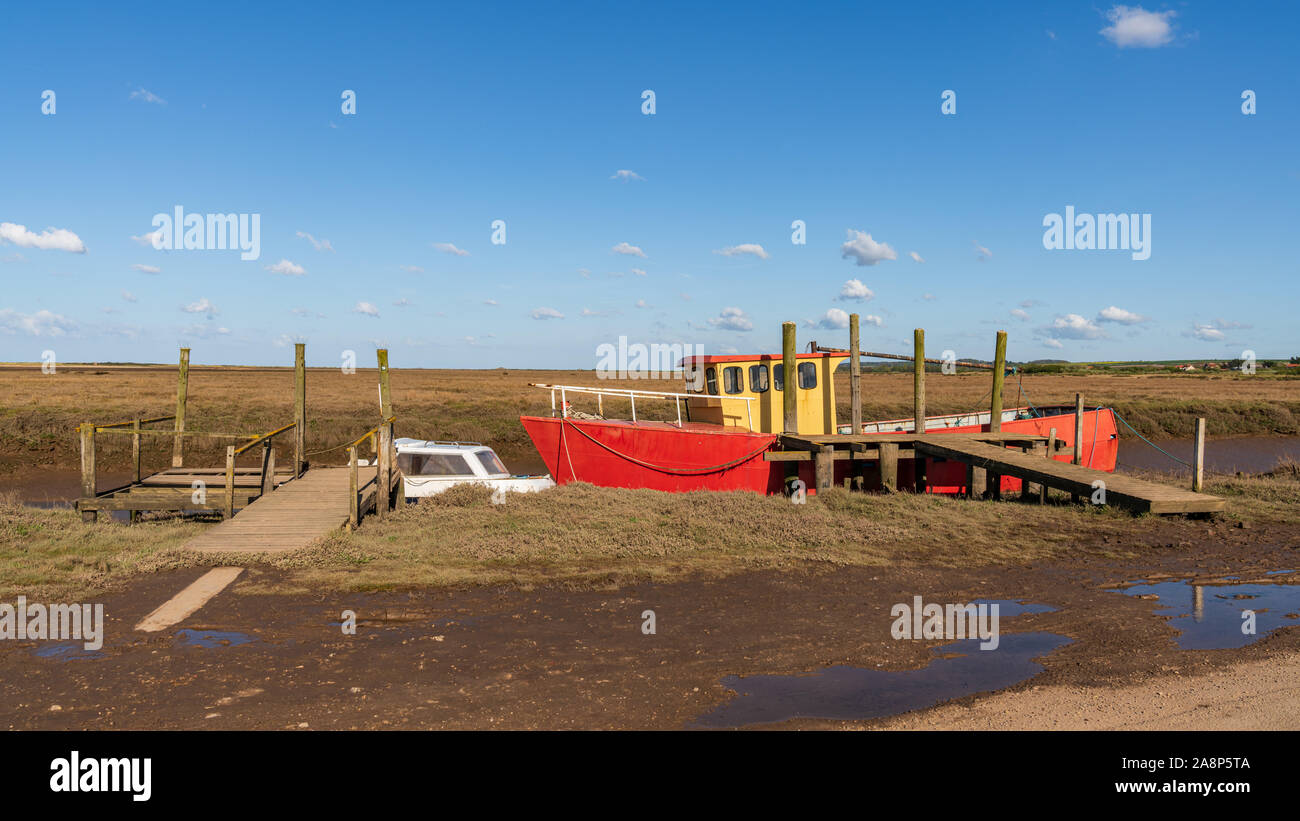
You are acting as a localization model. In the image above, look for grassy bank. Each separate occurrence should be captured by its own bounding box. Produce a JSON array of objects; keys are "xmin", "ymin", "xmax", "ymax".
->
[{"xmin": 5, "ymin": 465, "xmax": 1297, "ymax": 602}]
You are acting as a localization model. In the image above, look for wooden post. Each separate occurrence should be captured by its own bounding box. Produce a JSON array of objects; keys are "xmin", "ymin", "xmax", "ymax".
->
[
  {"xmin": 1192, "ymin": 417, "xmax": 1206, "ymax": 493},
  {"xmin": 377, "ymin": 348, "xmax": 392, "ymax": 419},
  {"xmin": 132, "ymin": 419, "xmax": 142, "ymax": 483},
  {"xmin": 849, "ymin": 314, "xmax": 862, "ymax": 434},
  {"xmin": 172, "ymin": 347, "xmax": 189, "ymax": 468},
  {"xmin": 814, "ymin": 447, "xmax": 834, "ymax": 494},
  {"xmin": 965, "ymin": 464, "xmax": 987, "ymax": 500},
  {"xmin": 782, "ymin": 322, "xmax": 797, "ymax": 434},
  {"xmin": 912, "ymin": 329, "xmax": 925, "ymax": 434},
  {"xmin": 261, "ymin": 442, "xmax": 275, "ymax": 497},
  {"xmin": 1072, "ymin": 394, "xmax": 1084, "ymax": 465},
  {"xmin": 879, "ymin": 442, "xmax": 898, "ymax": 492},
  {"xmin": 348, "ymin": 446, "xmax": 359, "ymax": 528},
  {"xmin": 79, "ymin": 423, "xmax": 96, "ymax": 523},
  {"xmin": 392, "ymin": 420, "xmax": 405, "ymax": 509},
  {"xmin": 1043, "ymin": 427, "xmax": 1057, "ymax": 504},
  {"xmin": 377, "ymin": 422, "xmax": 391, "ymax": 518},
  {"xmin": 294, "ymin": 343, "xmax": 307, "ymax": 477},
  {"xmin": 223, "ymin": 445, "xmax": 236, "ymax": 519},
  {"xmin": 988, "ymin": 331, "xmax": 1007, "ymax": 432}
]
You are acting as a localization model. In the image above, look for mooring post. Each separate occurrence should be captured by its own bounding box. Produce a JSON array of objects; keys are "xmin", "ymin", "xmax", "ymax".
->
[
  {"xmin": 260, "ymin": 442, "xmax": 275, "ymax": 497},
  {"xmin": 814, "ymin": 446, "xmax": 834, "ymax": 494},
  {"xmin": 989, "ymin": 331, "xmax": 1007, "ymax": 432},
  {"xmin": 1073, "ymin": 393, "xmax": 1084, "ymax": 465},
  {"xmin": 1043, "ymin": 427, "xmax": 1057, "ymax": 504},
  {"xmin": 223, "ymin": 445, "xmax": 236, "ymax": 519},
  {"xmin": 79, "ymin": 423, "xmax": 96, "ymax": 523},
  {"xmin": 913, "ymin": 329, "xmax": 927, "ymax": 492},
  {"xmin": 879, "ymin": 441, "xmax": 898, "ymax": 492},
  {"xmin": 377, "ymin": 422, "xmax": 391, "ymax": 518},
  {"xmin": 172, "ymin": 347, "xmax": 189, "ymax": 468},
  {"xmin": 294, "ymin": 343, "xmax": 307, "ymax": 478},
  {"xmin": 781, "ymin": 322, "xmax": 799, "ymax": 494},
  {"xmin": 348, "ymin": 446, "xmax": 359, "ymax": 528},
  {"xmin": 849, "ymin": 314, "xmax": 862, "ymax": 435},
  {"xmin": 1192, "ymin": 417, "xmax": 1206, "ymax": 492},
  {"xmin": 132, "ymin": 418, "xmax": 142, "ymax": 483},
  {"xmin": 377, "ymin": 348, "xmax": 392, "ymax": 419}
]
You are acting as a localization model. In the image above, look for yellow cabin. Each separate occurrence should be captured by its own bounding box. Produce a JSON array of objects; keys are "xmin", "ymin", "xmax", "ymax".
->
[{"xmin": 681, "ymin": 353, "xmax": 848, "ymax": 435}]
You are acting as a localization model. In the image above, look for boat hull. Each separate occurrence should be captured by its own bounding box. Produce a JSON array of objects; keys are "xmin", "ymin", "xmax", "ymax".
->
[{"xmin": 520, "ymin": 407, "xmax": 1118, "ymax": 496}]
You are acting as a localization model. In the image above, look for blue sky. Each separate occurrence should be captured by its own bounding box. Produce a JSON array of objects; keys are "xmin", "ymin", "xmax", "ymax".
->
[{"xmin": 2, "ymin": 1, "xmax": 1297, "ymax": 367}]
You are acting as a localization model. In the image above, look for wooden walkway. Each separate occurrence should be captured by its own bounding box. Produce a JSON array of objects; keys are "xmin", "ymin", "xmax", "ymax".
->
[
  {"xmin": 913, "ymin": 437, "xmax": 1225, "ymax": 515},
  {"xmin": 184, "ymin": 467, "xmax": 389, "ymax": 554}
]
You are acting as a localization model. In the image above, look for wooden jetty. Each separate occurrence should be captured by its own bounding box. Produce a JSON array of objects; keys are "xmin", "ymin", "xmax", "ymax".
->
[
  {"xmin": 76, "ymin": 345, "xmax": 406, "ymax": 553},
  {"xmin": 779, "ymin": 320, "xmax": 1226, "ymax": 516}
]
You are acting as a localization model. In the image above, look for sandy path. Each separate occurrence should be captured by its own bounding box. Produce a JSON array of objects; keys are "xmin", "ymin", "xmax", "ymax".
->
[{"xmin": 874, "ymin": 648, "xmax": 1300, "ymax": 730}]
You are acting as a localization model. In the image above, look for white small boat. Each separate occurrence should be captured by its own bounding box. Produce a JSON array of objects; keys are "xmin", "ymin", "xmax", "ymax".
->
[{"xmin": 394, "ymin": 438, "xmax": 555, "ymax": 500}]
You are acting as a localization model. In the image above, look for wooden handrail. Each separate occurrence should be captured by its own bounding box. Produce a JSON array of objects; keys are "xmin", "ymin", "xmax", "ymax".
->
[
  {"xmin": 234, "ymin": 421, "xmax": 296, "ymax": 455},
  {"xmin": 94, "ymin": 415, "xmax": 176, "ymax": 430}
]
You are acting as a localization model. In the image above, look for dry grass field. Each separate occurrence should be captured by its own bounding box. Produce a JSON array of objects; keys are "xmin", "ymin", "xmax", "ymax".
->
[{"xmin": 1, "ymin": 364, "xmax": 1297, "ymax": 475}]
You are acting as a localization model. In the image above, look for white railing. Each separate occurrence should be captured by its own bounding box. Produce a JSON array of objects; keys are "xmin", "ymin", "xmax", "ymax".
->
[{"xmin": 530, "ymin": 383, "xmax": 755, "ymax": 429}]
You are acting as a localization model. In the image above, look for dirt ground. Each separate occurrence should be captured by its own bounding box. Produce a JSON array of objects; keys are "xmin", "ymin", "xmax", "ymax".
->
[{"xmin": 3, "ymin": 513, "xmax": 1297, "ymax": 730}]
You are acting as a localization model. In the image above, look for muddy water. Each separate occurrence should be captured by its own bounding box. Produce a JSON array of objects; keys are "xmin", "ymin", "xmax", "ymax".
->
[
  {"xmin": 1110, "ymin": 575, "xmax": 1300, "ymax": 650},
  {"xmin": 694, "ymin": 631, "xmax": 1071, "ymax": 728},
  {"xmin": 1118, "ymin": 436, "xmax": 1300, "ymax": 475}
]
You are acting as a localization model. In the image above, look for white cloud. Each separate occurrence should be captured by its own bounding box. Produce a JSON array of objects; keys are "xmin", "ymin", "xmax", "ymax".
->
[
  {"xmin": 635, "ymin": 299, "xmax": 650, "ymax": 309},
  {"xmin": 714, "ymin": 243, "xmax": 770, "ymax": 260},
  {"xmin": 433, "ymin": 242, "xmax": 470, "ymax": 256},
  {"xmin": 353, "ymin": 301, "xmax": 380, "ymax": 317},
  {"xmin": 1011, "ymin": 308, "xmax": 1030, "ymax": 321},
  {"xmin": 840, "ymin": 230, "xmax": 897, "ymax": 266},
  {"xmin": 484, "ymin": 299, "xmax": 499, "ymax": 306},
  {"xmin": 266, "ymin": 259, "xmax": 306, "ymax": 276},
  {"xmin": 0, "ymin": 308, "xmax": 75, "ymax": 337},
  {"xmin": 1190, "ymin": 323, "xmax": 1225, "ymax": 341},
  {"xmin": 973, "ymin": 241, "xmax": 993, "ymax": 261},
  {"xmin": 182, "ymin": 298, "xmax": 218, "ymax": 317},
  {"xmin": 1046, "ymin": 313, "xmax": 1105, "ymax": 340},
  {"xmin": 1043, "ymin": 338, "xmax": 1064, "ymax": 349},
  {"xmin": 577, "ymin": 268, "xmax": 591, "ymax": 278},
  {"xmin": 580, "ymin": 308, "xmax": 610, "ymax": 317},
  {"xmin": 132, "ymin": 263, "xmax": 161, "ymax": 274},
  {"xmin": 129, "ymin": 87, "xmax": 166, "ymax": 105},
  {"xmin": 393, "ymin": 297, "xmax": 412, "ymax": 307},
  {"xmin": 612, "ymin": 241, "xmax": 646, "ymax": 258},
  {"xmin": 817, "ymin": 308, "xmax": 850, "ymax": 329},
  {"xmin": 296, "ymin": 231, "xmax": 334, "ymax": 252},
  {"xmin": 1097, "ymin": 305, "xmax": 1147, "ymax": 324},
  {"xmin": 610, "ymin": 169, "xmax": 645, "ymax": 182},
  {"xmin": 630, "ymin": 267, "xmax": 647, "ymax": 276},
  {"xmin": 708, "ymin": 306, "xmax": 753, "ymax": 332},
  {"xmin": 121, "ymin": 290, "xmax": 137, "ymax": 303},
  {"xmin": 922, "ymin": 293, "xmax": 936, "ymax": 302},
  {"xmin": 531, "ymin": 307, "xmax": 564, "ymax": 320},
  {"xmin": 131, "ymin": 229, "xmax": 163, "ymax": 247},
  {"xmin": 837, "ymin": 279, "xmax": 875, "ymax": 302},
  {"xmin": 908, "ymin": 251, "xmax": 925, "ymax": 263},
  {"xmin": 400, "ymin": 265, "xmax": 424, "ymax": 273},
  {"xmin": 0, "ymin": 222, "xmax": 87, "ymax": 253},
  {"xmin": 861, "ymin": 314, "xmax": 884, "ymax": 327},
  {"xmin": 1100, "ymin": 5, "xmax": 1177, "ymax": 48}
]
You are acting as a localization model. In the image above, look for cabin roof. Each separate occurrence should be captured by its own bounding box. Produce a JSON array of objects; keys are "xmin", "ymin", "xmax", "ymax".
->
[{"xmin": 680, "ymin": 352, "xmax": 845, "ymax": 365}]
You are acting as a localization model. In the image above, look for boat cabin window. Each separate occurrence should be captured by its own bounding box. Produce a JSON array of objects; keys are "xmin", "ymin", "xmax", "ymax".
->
[
  {"xmin": 398, "ymin": 452, "xmax": 474, "ymax": 477},
  {"xmin": 798, "ymin": 361, "xmax": 817, "ymax": 389},
  {"xmin": 748, "ymin": 364, "xmax": 769, "ymax": 393},
  {"xmin": 473, "ymin": 450, "xmax": 509, "ymax": 476},
  {"xmin": 722, "ymin": 366, "xmax": 743, "ymax": 394},
  {"xmin": 773, "ymin": 363, "xmax": 783, "ymax": 391},
  {"xmin": 705, "ymin": 367, "xmax": 718, "ymax": 395}
]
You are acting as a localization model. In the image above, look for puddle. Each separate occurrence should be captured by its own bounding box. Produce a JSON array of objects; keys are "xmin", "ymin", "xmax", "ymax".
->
[
  {"xmin": 1110, "ymin": 578, "xmax": 1300, "ymax": 650},
  {"xmin": 694, "ymin": 631, "xmax": 1071, "ymax": 728},
  {"xmin": 174, "ymin": 629, "xmax": 257, "ymax": 648},
  {"xmin": 968, "ymin": 599, "xmax": 1057, "ymax": 616},
  {"xmin": 32, "ymin": 641, "xmax": 105, "ymax": 661}
]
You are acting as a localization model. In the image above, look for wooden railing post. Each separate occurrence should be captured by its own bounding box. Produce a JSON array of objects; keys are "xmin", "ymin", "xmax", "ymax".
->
[
  {"xmin": 224, "ymin": 445, "xmax": 236, "ymax": 519},
  {"xmin": 1192, "ymin": 418, "xmax": 1206, "ymax": 493},
  {"xmin": 1043, "ymin": 427, "xmax": 1057, "ymax": 504},
  {"xmin": 879, "ymin": 442, "xmax": 898, "ymax": 493},
  {"xmin": 132, "ymin": 419, "xmax": 142, "ymax": 484},
  {"xmin": 294, "ymin": 343, "xmax": 307, "ymax": 477},
  {"xmin": 849, "ymin": 313, "xmax": 862, "ymax": 435},
  {"xmin": 79, "ymin": 423, "xmax": 96, "ymax": 523},
  {"xmin": 913, "ymin": 328, "xmax": 925, "ymax": 434},
  {"xmin": 988, "ymin": 331, "xmax": 1007, "ymax": 432},
  {"xmin": 261, "ymin": 442, "xmax": 275, "ymax": 497},
  {"xmin": 172, "ymin": 348, "xmax": 190, "ymax": 468},
  {"xmin": 377, "ymin": 423, "xmax": 391, "ymax": 518},
  {"xmin": 377, "ymin": 349, "xmax": 392, "ymax": 419},
  {"xmin": 781, "ymin": 322, "xmax": 797, "ymax": 434},
  {"xmin": 391, "ymin": 420, "xmax": 404, "ymax": 508},
  {"xmin": 348, "ymin": 446, "xmax": 359, "ymax": 528}
]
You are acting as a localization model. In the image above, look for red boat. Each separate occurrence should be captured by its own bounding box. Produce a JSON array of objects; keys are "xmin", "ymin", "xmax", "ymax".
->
[{"xmin": 521, "ymin": 352, "xmax": 1117, "ymax": 496}]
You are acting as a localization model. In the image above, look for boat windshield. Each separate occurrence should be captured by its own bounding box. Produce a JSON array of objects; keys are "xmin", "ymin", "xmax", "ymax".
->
[
  {"xmin": 473, "ymin": 449, "xmax": 509, "ymax": 476},
  {"xmin": 398, "ymin": 452, "xmax": 475, "ymax": 477}
]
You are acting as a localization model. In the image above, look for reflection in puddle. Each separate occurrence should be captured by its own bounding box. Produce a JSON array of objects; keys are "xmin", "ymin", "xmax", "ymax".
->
[
  {"xmin": 33, "ymin": 641, "xmax": 104, "ymax": 661},
  {"xmin": 694, "ymin": 631, "xmax": 1071, "ymax": 728},
  {"xmin": 174, "ymin": 629, "xmax": 256, "ymax": 648},
  {"xmin": 1110, "ymin": 579, "xmax": 1300, "ymax": 650}
]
